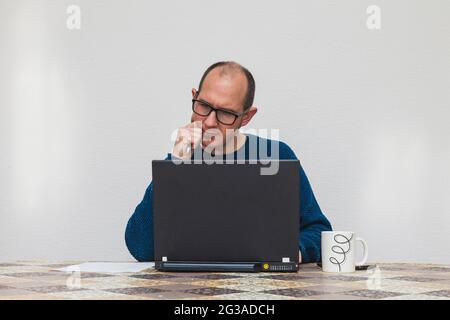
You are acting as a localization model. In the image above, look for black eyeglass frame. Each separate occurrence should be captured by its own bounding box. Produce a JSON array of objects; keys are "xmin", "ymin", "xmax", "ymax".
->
[{"xmin": 191, "ymin": 98, "xmax": 248, "ymax": 125}]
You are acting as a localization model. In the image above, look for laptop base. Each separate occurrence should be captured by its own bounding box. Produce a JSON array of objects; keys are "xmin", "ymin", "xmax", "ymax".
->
[{"xmin": 155, "ymin": 261, "xmax": 299, "ymax": 273}]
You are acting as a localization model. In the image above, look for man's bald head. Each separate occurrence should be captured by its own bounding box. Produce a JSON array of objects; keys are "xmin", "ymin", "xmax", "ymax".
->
[{"xmin": 197, "ymin": 61, "xmax": 255, "ymax": 111}]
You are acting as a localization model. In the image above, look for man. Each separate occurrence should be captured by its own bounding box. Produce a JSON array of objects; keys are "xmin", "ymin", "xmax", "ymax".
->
[{"xmin": 125, "ymin": 61, "xmax": 332, "ymax": 263}]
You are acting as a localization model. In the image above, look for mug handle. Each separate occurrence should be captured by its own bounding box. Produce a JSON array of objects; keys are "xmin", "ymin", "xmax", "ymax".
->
[{"xmin": 355, "ymin": 237, "xmax": 369, "ymax": 266}]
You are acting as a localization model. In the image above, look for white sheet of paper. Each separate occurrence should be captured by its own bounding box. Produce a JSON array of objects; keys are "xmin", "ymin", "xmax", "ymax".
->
[{"xmin": 56, "ymin": 262, "xmax": 155, "ymax": 273}]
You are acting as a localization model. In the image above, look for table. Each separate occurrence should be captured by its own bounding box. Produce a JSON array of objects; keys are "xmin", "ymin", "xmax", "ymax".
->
[{"xmin": 0, "ymin": 261, "xmax": 449, "ymax": 300}]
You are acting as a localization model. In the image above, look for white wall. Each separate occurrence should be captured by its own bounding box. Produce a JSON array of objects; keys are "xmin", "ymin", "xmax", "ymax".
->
[{"xmin": 1, "ymin": 0, "xmax": 449, "ymax": 263}]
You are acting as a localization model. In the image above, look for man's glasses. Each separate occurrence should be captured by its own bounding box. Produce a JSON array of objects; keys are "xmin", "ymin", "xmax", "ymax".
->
[{"xmin": 192, "ymin": 98, "xmax": 247, "ymax": 125}]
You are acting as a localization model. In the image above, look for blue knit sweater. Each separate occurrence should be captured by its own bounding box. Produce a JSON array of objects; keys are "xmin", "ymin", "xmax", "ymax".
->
[{"xmin": 125, "ymin": 134, "xmax": 332, "ymax": 263}]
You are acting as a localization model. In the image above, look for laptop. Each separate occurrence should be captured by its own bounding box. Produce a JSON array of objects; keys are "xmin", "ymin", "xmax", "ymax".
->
[{"xmin": 152, "ymin": 159, "xmax": 300, "ymax": 272}]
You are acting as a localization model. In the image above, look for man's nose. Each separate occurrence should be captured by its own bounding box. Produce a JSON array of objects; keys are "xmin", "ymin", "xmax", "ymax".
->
[{"xmin": 204, "ymin": 110, "xmax": 218, "ymax": 127}]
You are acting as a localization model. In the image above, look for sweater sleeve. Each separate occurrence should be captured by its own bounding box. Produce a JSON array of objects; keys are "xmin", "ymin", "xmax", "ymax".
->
[
  {"xmin": 279, "ymin": 142, "xmax": 333, "ymax": 263},
  {"xmin": 125, "ymin": 155, "xmax": 171, "ymax": 262},
  {"xmin": 125, "ymin": 181, "xmax": 155, "ymax": 262}
]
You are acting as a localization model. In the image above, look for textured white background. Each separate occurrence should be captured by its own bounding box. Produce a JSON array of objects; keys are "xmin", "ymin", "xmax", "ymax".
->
[{"xmin": 1, "ymin": 0, "xmax": 449, "ymax": 263}]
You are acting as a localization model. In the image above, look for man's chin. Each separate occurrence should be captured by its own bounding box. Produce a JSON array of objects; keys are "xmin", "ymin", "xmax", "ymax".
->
[
  {"xmin": 201, "ymin": 139, "xmax": 214, "ymax": 148},
  {"xmin": 202, "ymin": 139, "xmax": 223, "ymax": 152}
]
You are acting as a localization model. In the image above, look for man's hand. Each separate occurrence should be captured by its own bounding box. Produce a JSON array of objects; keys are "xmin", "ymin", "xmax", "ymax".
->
[{"xmin": 172, "ymin": 121, "xmax": 202, "ymax": 160}]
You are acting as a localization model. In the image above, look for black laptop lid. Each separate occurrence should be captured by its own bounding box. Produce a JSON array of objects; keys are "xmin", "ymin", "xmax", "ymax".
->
[{"xmin": 152, "ymin": 160, "xmax": 300, "ymax": 263}]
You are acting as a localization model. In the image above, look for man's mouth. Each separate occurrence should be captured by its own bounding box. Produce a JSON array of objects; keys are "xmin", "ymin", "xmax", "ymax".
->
[
  {"xmin": 202, "ymin": 135, "xmax": 215, "ymax": 146},
  {"xmin": 202, "ymin": 130, "xmax": 221, "ymax": 142}
]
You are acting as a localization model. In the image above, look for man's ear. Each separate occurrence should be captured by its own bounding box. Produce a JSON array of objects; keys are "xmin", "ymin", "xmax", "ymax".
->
[
  {"xmin": 191, "ymin": 88, "xmax": 197, "ymax": 98},
  {"xmin": 240, "ymin": 106, "xmax": 258, "ymax": 127}
]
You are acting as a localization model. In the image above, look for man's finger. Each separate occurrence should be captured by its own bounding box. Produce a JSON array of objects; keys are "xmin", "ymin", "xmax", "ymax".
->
[{"xmin": 192, "ymin": 120, "xmax": 202, "ymax": 128}]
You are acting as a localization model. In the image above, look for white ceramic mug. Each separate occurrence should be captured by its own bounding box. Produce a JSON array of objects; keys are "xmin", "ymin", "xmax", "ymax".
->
[{"xmin": 321, "ymin": 231, "xmax": 368, "ymax": 273}]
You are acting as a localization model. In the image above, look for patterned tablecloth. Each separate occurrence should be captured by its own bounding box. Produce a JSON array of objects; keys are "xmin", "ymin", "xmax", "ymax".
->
[{"xmin": 0, "ymin": 261, "xmax": 449, "ymax": 300}]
